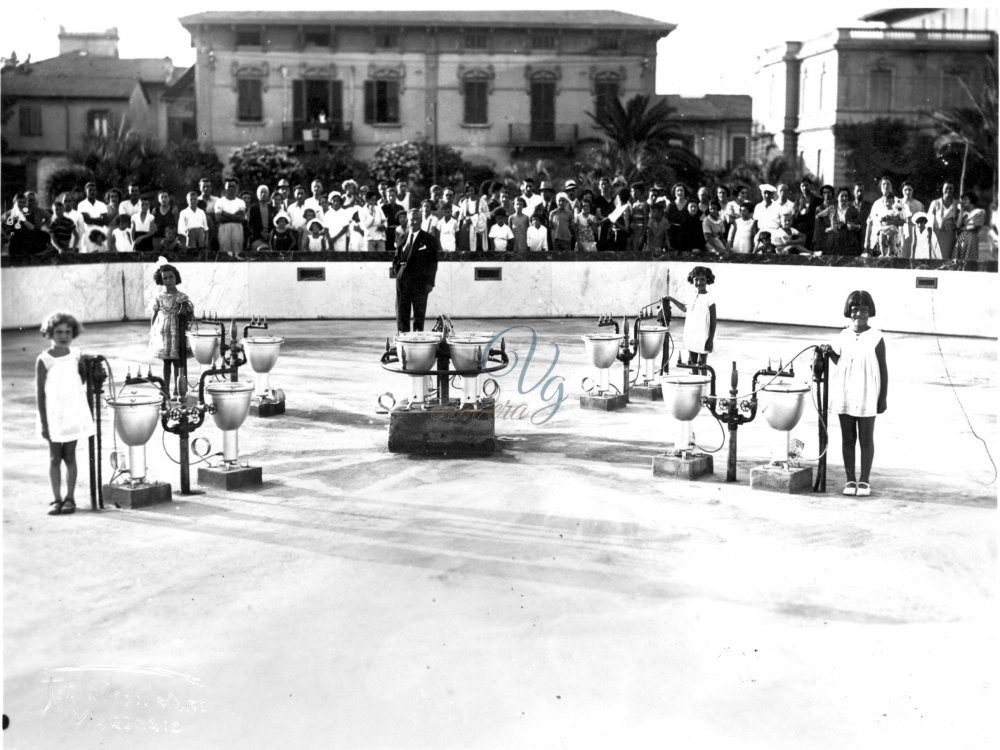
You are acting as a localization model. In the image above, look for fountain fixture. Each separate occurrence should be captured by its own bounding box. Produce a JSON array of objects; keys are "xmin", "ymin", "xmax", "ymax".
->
[
  {"xmin": 241, "ymin": 315, "xmax": 286, "ymax": 416},
  {"xmin": 102, "ymin": 380, "xmax": 173, "ymax": 508},
  {"xmin": 579, "ymin": 314, "xmax": 634, "ymax": 411}
]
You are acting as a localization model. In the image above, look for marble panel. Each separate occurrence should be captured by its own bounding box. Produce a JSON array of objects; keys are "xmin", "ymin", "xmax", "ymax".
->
[{"xmin": 1, "ymin": 264, "xmax": 130, "ymax": 330}]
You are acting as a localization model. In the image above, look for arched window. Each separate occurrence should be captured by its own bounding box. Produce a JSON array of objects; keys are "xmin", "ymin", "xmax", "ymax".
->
[{"xmin": 458, "ymin": 66, "xmax": 495, "ymax": 125}]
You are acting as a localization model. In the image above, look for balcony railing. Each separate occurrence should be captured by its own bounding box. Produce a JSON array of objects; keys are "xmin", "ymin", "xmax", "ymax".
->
[
  {"xmin": 281, "ymin": 120, "xmax": 353, "ymax": 149},
  {"xmin": 508, "ymin": 123, "xmax": 579, "ymax": 149}
]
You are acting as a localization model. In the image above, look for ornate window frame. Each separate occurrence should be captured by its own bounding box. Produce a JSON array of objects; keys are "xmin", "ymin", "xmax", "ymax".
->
[{"xmin": 524, "ymin": 65, "xmax": 562, "ymax": 95}]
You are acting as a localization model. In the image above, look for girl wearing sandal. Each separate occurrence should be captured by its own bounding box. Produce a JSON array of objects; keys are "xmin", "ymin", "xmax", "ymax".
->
[
  {"xmin": 36, "ymin": 311, "xmax": 95, "ymax": 515},
  {"xmin": 824, "ymin": 290, "xmax": 888, "ymax": 497}
]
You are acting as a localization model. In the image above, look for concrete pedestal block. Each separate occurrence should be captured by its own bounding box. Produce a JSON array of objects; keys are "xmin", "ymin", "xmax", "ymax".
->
[
  {"xmin": 249, "ymin": 396, "xmax": 285, "ymax": 417},
  {"xmin": 629, "ymin": 384, "xmax": 663, "ymax": 402},
  {"xmin": 750, "ymin": 464, "xmax": 813, "ymax": 494},
  {"xmin": 103, "ymin": 481, "xmax": 172, "ymax": 509},
  {"xmin": 198, "ymin": 465, "xmax": 263, "ymax": 490},
  {"xmin": 388, "ymin": 399, "xmax": 496, "ymax": 455},
  {"xmin": 579, "ymin": 393, "xmax": 629, "ymax": 411},
  {"xmin": 652, "ymin": 452, "xmax": 714, "ymax": 479}
]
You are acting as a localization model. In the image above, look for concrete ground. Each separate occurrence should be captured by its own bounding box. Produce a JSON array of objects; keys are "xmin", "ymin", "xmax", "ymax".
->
[{"xmin": 2, "ymin": 316, "xmax": 997, "ymax": 749}]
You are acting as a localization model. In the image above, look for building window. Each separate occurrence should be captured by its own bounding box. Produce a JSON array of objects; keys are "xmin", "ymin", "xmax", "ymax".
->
[
  {"xmin": 303, "ymin": 26, "xmax": 330, "ymax": 47},
  {"xmin": 18, "ymin": 106, "xmax": 42, "ymax": 136},
  {"xmin": 463, "ymin": 80, "xmax": 488, "ymax": 124},
  {"xmin": 237, "ymin": 78, "xmax": 264, "ymax": 121},
  {"xmin": 594, "ymin": 80, "xmax": 619, "ymax": 121},
  {"xmin": 88, "ymin": 110, "xmax": 110, "ymax": 137},
  {"xmin": 531, "ymin": 32, "xmax": 556, "ymax": 50},
  {"xmin": 374, "ymin": 29, "xmax": 399, "ymax": 48},
  {"xmin": 731, "ymin": 136, "xmax": 747, "ymax": 165},
  {"xmin": 236, "ymin": 26, "xmax": 263, "ymax": 47},
  {"xmin": 464, "ymin": 32, "xmax": 487, "ymax": 50},
  {"xmin": 869, "ymin": 69, "xmax": 892, "ymax": 111},
  {"xmin": 364, "ymin": 79, "xmax": 400, "ymax": 124},
  {"xmin": 596, "ymin": 32, "xmax": 619, "ymax": 51}
]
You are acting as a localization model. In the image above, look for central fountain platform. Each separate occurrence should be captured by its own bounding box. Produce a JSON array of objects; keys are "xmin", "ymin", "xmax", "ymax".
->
[{"xmin": 387, "ymin": 398, "xmax": 496, "ymax": 455}]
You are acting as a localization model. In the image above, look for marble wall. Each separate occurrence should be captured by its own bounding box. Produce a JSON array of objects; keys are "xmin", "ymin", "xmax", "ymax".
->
[{"xmin": 2, "ymin": 261, "xmax": 996, "ymax": 338}]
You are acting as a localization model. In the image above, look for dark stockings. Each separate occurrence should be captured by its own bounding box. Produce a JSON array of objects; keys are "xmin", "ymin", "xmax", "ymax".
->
[
  {"xmin": 162, "ymin": 359, "xmax": 186, "ymax": 396},
  {"xmin": 48, "ymin": 440, "xmax": 78, "ymax": 501},
  {"xmin": 838, "ymin": 414, "xmax": 875, "ymax": 483},
  {"xmin": 687, "ymin": 351, "xmax": 708, "ymax": 376}
]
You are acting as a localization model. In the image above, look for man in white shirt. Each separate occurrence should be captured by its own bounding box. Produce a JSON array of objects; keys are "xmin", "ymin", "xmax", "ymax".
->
[
  {"xmin": 118, "ymin": 183, "xmax": 141, "ymax": 218},
  {"xmin": 215, "ymin": 178, "xmax": 247, "ymax": 258},
  {"xmin": 178, "ymin": 190, "xmax": 209, "ymax": 254},
  {"xmin": 753, "ymin": 184, "xmax": 781, "ymax": 240},
  {"xmin": 395, "ymin": 178, "xmax": 411, "ymax": 213},
  {"xmin": 359, "ymin": 190, "xmax": 387, "ymax": 252},
  {"xmin": 77, "ymin": 181, "xmax": 109, "ymax": 250},
  {"xmin": 286, "ymin": 185, "xmax": 310, "ymax": 230},
  {"xmin": 520, "ymin": 178, "xmax": 546, "ymax": 218},
  {"xmin": 303, "ymin": 180, "xmax": 325, "ymax": 213}
]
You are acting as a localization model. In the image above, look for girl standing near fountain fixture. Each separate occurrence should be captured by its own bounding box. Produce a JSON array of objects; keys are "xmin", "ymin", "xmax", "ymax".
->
[
  {"xmin": 148, "ymin": 262, "xmax": 194, "ymax": 398},
  {"xmin": 823, "ymin": 290, "xmax": 888, "ymax": 498},
  {"xmin": 664, "ymin": 266, "xmax": 717, "ymax": 375},
  {"xmin": 36, "ymin": 311, "xmax": 95, "ymax": 515}
]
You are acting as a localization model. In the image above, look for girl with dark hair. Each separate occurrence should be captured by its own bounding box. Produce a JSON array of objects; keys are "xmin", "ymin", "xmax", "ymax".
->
[
  {"xmin": 663, "ymin": 266, "xmax": 717, "ymax": 374},
  {"xmin": 149, "ymin": 262, "xmax": 195, "ymax": 396},
  {"xmin": 954, "ymin": 192, "xmax": 985, "ymax": 261},
  {"xmin": 824, "ymin": 290, "xmax": 888, "ymax": 497}
]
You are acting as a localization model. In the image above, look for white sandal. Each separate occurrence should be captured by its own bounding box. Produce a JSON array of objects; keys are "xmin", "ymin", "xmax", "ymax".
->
[
  {"xmin": 843, "ymin": 482, "xmax": 857, "ymax": 496},
  {"xmin": 856, "ymin": 482, "xmax": 871, "ymax": 497}
]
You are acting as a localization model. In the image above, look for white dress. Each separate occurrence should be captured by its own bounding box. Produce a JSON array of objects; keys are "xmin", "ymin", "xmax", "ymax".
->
[
  {"xmin": 37, "ymin": 348, "xmax": 95, "ymax": 443},
  {"xmin": 830, "ymin": 327, "xmax": 883, "ymax": 417},
  {"xmin": 437, "ymin": 217, "xmax": 457, "ymax": 252},
  {"xmin": 682, "ymin": 290, "xmax": 715, "ymax": 354}
]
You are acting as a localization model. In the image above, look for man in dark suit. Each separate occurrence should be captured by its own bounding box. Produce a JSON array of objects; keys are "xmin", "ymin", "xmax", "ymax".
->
[
  {"xmin": 248, "ymin": 185, "xmax": 273, "ymax": 250},
  {"xmin": 392, "ymin": 209, "xmax": 438, "ymax": 332}
]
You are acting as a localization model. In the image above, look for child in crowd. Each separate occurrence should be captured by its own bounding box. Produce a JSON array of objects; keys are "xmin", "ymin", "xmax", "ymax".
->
[
  {"xmin": 109, "ymin": 214, "xmax": 134, "ymax": 253},
  {"xmin": 645, "ymin": 200, "xmax": 669, "ymax": 254},
  {"xmin": 148, "ymin": 262, "xmax": 195, "ymax": 397},
  {"xmin": 728, "ymin": 202, "xmax": 755, "ymax": 253},
  {"xmin": 48, "ymin": 201, "xmax": 79, "ymax": 254},
  {"xmin": 488, "ymin": 210, "xmax": 514, "ymax": 252},
  {"xmin": 36, "ymin": 310, "xmax": 94, "ymax": 515},
  {"xmin": 84, "ymin": 228, "xmax": 109, "ymax": 254},
  {"xmin": 526, "ymin": 213, "xmax": 549, "ymax": 252},
  {"xmin": 131, "ymin": 195, "xmax": 157, "ymax": 253},
  {"xmin": 752, "ymin": 230, "xmax": 775, "ymax": 255},
  {"xmin": 436, "ymin": 203, "xmax": 458, "ymax": 252},
  {"xmin": 157, "ymin": 225, "xmax": 183, "ymax": 255},
  {"xmin": 664, "ymin": 266, "xmax": 717, "ymax": 375},
  {"xmin": 910, "ymin": 212, "xmax": 934, "ymax": 259},
  {"xmin": 823, "ymin": 290, "xmax": 888, "ymax": 497},
  {"xmin": 771, "ymin": 213, "xmax": 806, "ymax": 254},
  {"xmin": 702, "ymin": 200, "xmax": 728, "ymax": 253},
  {"xmin": 270, "ymin": 213, "xmax": 297, "ymax": 253},
  {"xmin": 509, "ymin": 197, "xmax": 530, "ymax": 253},
  {"xmin": 303, "ymin": 219, "xmax": 329, "ymax": 252}
]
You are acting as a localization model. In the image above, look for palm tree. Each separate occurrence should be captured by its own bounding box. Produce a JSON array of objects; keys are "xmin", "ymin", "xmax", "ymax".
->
[
  {"xmin": 928, "ymin": 57, "xmax": 997, "ymax": 195},
  {"xmin": 585, "ymin": 94, "xmax": 702, "ymax": 184}
]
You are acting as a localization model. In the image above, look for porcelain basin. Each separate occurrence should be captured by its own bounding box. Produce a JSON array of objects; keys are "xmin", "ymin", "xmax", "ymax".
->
[
  {"xmin": 395, "ymin": 332, "xmax": 441, "ymax": 372},
  {"xmin": 107, "ymin": 385, "xmax": 162, "ymax": 446},
  {"xmin": 637, "ymin": 325, "xmax": 669, "ymax": 359},
  {"xmin": 581, "ymin": 333, "xmax": 621, "ymax": 369},
  {"xmin": 448, "ymin": 335, "xmax": 493, "ymax": 371},
  {"xmin": 205, "ymin": 381, "xmax": 254, "ymax": 431},
  {"xmin": 662, "ymin": 375, "xmax": 711, "ymax": 421},
  {"xmin": 760, "ymin": 383, "xmax": 810, "ymax": 431},
  {"xmin": 243, "ymin": 336, "xmax": 284, "ymax": 373},
  {"xmin": 187, "ymin": 331, "xmax": 221, "ymax": 365}
]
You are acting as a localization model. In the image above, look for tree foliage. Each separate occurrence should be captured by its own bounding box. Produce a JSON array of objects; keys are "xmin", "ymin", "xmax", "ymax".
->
[
  {"xmin": 228, "ymin": 142, "xmax": 300, "ymax": 190},
  {"xmin": 585, "ymin": 94, "xmax": 703, "ymax": 186},
  {"xmin": 295, "ymin": 147, "xmax": 369, "ymax": 188},
  {"xmin": 367, "ymin": 139, "xmax": 470, "ymax": 186}
]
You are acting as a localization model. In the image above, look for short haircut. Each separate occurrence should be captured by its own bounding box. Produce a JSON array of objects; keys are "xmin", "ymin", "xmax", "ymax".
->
[
  {"xmin": 687, "ymin": 266, "xmax": 716, "ymax": 285},
  {"xmin": 364, "ymin": 190, "xmax": 379, "ymax": 202},
  {"xmin": 672, "ymin": 183, "xmax": 688, "ymax": 196},
  {"xmin": 709, "ymin": 199, "xmax": 721, "ymax": 210},
  {"xmin": 843, "ymin": 290, "xmax": 876, "ymax": 318},
  {"xmin": 153, "ymin": 264, "xmax": 182, "ymax": 285},
  {"xmin": 41, "ymin": 310, "xmax": 82, "ymax": 338},
  {"xmin": 901, "ymin": 181, "xmax": 914, "ymax": 191},
  {"xmin": 962, "ymin": 192, "xmax": 978, "ymax": 205},
  {"xmin": 225, "ymin": 177, "xmax": 239, "ymax": 187}
]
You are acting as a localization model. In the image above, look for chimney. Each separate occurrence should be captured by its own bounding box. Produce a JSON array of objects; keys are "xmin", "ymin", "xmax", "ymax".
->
[{"xmin": 58, "ymin": 26, "xmax": 120, "ymax": 58}]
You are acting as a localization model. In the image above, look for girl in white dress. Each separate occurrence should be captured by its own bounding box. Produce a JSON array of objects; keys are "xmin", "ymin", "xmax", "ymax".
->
[
  {"xmin": 437, "ymin": 211, "xmax": 458, "ymax": 253},
  {"xmin": 824, "ymin": 290, "xmax": 888, "ymax": 497},
  {"xmin": 664, "ymin": 266, "xmax": 717, "ymax": 374},
  {"xmin": 36, "ymin": 311, "xmax": 95, "ymax": 515}
]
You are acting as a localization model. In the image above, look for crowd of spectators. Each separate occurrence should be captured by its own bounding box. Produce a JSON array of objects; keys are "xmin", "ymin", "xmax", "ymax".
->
[{"xmin": 3, "ymin": 173, "xmax": 994, "ymax": 261}]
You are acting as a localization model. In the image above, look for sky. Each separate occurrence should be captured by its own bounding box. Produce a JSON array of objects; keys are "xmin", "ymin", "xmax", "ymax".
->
[{"xmin": 0, "ymin": 1, "xmax": 971, "ymax": 97}]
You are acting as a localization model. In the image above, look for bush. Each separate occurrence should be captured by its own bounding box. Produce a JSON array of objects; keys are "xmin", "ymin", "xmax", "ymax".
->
[
  {"xmin": 295, "ymin": 147, "xmax": 369, "ymax": 189},
  {"xmin": 166, "ymin": 141, "xmax": 224, "ymax": 192},
  {"xmin": 368, "ymin": 139, "xmax": 471, "ymax": 187},
  {"xmin": 228, "ymin": 142, "xmax": 300, "ymax": 190}
]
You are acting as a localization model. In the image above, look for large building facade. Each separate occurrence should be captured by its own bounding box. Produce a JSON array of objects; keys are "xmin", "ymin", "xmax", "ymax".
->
[
  {"xmin": 752, "ymin": 7, "xmax": 997, "ymax": 186},
  {"xmin": 178, "ymin": 11, "xmax": 674, "ymax": 169}
]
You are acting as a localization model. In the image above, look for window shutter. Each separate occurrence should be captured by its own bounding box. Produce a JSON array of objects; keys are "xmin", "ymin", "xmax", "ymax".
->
[
  {"xmin": 364, "ymin": 80, "xmax": 375, "ymax": 123},
  {"xmin": 386, "ymin": 81, "xmax": 400, "ymax": 123},
  {"xmin": 293, "ymin": 80, "xmax": 305, "ymax": 121},
  {"xmin": 330, "ymin": 81, "xmax": 344, "ymax": 122}
]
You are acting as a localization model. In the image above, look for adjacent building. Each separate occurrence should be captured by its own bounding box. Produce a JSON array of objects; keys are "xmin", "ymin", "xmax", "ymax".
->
[
  {"xmin": 177, "ymin": 10, "xmax": 675, "ymax": 168},
  {"xmin": 661, "ymin": 95, "xmax": 751, "ymax": 171},
  {"xmin": 752, "ymin": 7, "xmax": 997, "ymax": 185},
  {"xmin": 1, "ymin": 27, "xmax": 184, "ymax": 202}
]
